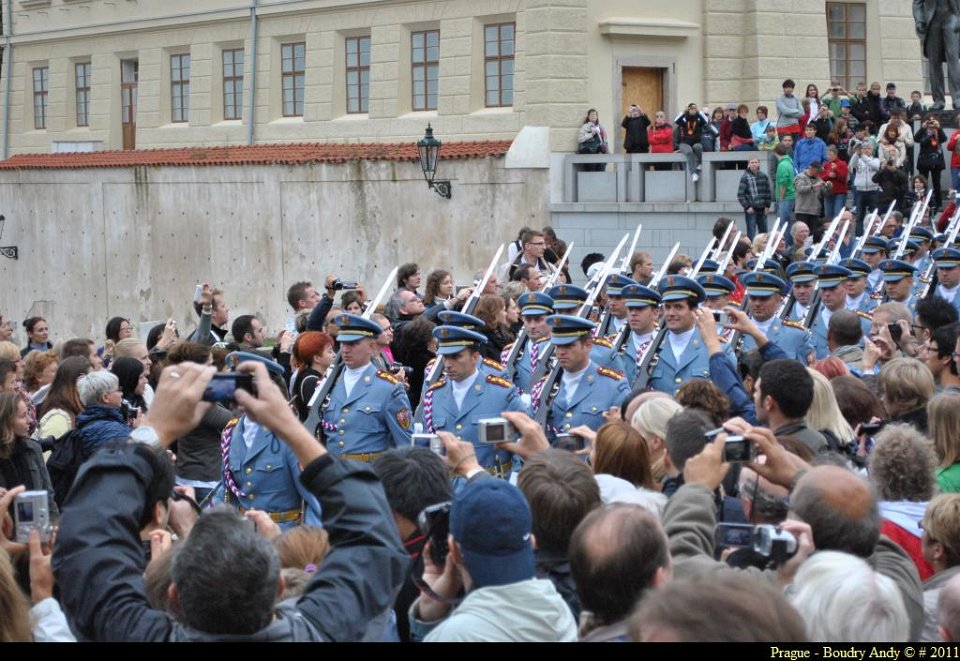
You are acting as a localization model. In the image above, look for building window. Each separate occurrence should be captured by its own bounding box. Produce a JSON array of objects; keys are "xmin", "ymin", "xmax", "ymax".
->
[
  {"xmin": 412, "ymin": 30, "xmax": 439, "ymax": 111},
  {"xmin": 32, "ymin": 66, "xmax": 48, "ymax": 129},
  {"xmin": 281, "ymin": 42, "xmax": 305, "ymax": 117},
  {"xmin": 345, "ymin": 35, "xmax": 370, "ymax": 114},
  {"xmin": 826, "ymin": 3, "xmax": 865, "ymax": 91},
  {"xmin": 75, "ymin": 62, "xmax": 91, "ymax": 127},
  {"xmin": 484, "ymin": 22, "xmax": 515, "ymax": 108},
  {"xmin": 222, "ymin": 48, "xmax": 244, "ymax": 121},
  {"xmin": 171, "ymin": 53, "xmax": 191, "ymax": 123}
]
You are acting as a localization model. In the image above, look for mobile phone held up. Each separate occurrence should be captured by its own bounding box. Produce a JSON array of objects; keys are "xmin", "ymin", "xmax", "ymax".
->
[{"xmin": 202, "ymin": 372, "xmax": 257, "ymax": 404}]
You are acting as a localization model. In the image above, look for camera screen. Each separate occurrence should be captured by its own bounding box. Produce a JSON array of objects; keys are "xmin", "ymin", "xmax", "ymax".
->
[
  {"xmin": 718, "ymin": 524, "xmax": 754, "ymax": 548},
  {"xmin": 484, "ymin": 424, "xmax": 506, "ymax": 443},
  {"xmin": 556, "ymin": 434, "xmax": 586, "ymax": 452},
  {"xmin": 723, "ymin": 438, "xmax": 753, "ymax": 463},
  {"xmin": 16, "ymin": 500, "xmax": 34, "ymax": 523},
  {"xmin": 203, "ymin": 377, "xmax": 236, "ymax": 402}
]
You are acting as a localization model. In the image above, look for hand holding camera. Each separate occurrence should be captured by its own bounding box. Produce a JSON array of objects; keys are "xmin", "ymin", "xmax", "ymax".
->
[
  {"xmin": 496, "ymin": 411, "xmax": 550, "ymax": 460},
  {"xmin": 142, "ymin": 363, "xmax": 216, "ymax": 447}
]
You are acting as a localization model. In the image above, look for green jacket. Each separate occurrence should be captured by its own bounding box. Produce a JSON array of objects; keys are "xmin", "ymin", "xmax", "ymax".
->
[
  {"xmin": 776, "ymin": 156, "xmax": 795, "ymax": 201},
  {"xmin": 937, "ymin": 462, "xmax": 960, "ymax": 494}
]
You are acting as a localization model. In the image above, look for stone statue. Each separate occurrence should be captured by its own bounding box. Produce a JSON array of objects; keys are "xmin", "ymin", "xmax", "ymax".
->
[{"xmin": 914, "ymin": 0, "xmax": 960, "ymax": 110}]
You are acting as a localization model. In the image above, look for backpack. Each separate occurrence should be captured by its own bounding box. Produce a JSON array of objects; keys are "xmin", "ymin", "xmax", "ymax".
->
[{"xmin": 45, "ymin": 428, "xmax": 85, "ymax": 509}]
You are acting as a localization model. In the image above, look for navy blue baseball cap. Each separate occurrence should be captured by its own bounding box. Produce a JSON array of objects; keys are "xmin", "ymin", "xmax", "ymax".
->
[
  {"xmin": 518, "ymin": 292, "xmax": 554, "ymax": 317},
  {"xmin": 546, "ymin": 315, "xmax": 596, "ymax": 345},
  {"xmin": 450, "ymin": 479, "xmax": 535, "ymax": 588},
  {"xmin": 696, "ymin": 274, "xmax": 736, "ymax": 298},
  {"xmin": 546, "ymin": 284, "xmax": 588, "ymax": 312},
  {"xmin": 741, "ymin": 271, "xmax": 787, "ymax": 297},
  {"xmin": 432, "ymin": 326, "xmax": 487, "ymax": 355},
  {"xmin": 335, "ymin": 314, "xmax": 383, "ymax": 343},
  {"xmin": 437, "ymin": 310, "xmax": 485, "ymax": 331}
]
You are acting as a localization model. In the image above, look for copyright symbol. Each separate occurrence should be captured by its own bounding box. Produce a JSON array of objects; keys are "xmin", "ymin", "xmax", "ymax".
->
[{"xmin": 905, "ymin": 648, "xmax": 915, "ymax": 658}]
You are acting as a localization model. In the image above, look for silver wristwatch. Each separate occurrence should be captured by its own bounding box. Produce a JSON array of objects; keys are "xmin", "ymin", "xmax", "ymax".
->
[{"xmin": 130, "ymin": 426, "xmax": 162, "ymax": 449}]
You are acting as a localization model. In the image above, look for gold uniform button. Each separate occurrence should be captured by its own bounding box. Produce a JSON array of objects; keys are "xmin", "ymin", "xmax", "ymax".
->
[
  {"xmin": 338, "ymin": 441, "xmax": 345, "ymax": 448},
  {"xmin": 591, "ymin": 406, "xmax": 597, "ymax": 412},
  {"xmin": 565, "ymin": 412, "xmax": 573, "ymax": 418},
  {"xmin": 365, "ymin": 406, "xmax": 371, "ymax": 412},
  {"xmin": 339, "ymin": 419, "xmax": 346, "ymax": 424},
  {"xmin": 564, "ymin": 423, "xmax": 571, "ymax": 430},
  {"xmin": 342, "ymin": 407, "xmax": 349, "ymax": 413},
  {"xmin": 244, "ymin": 467, "xmax": 252, "ymax": 475},
  {"xmin": 247, "ymin": 494, "xmax": 255, "ymax": 500},
  {"xmin": 675, "ymin": 378, "xmax": 682, "ymax": 383},
  {"xmin": 339, "ymin": 430, "xmax": 345, "ymax": 436},
  {"xmin": 455, "ymin": 424, "xmax": 463, "ymax": 430},
  {"xmin": 245, "ymin": 481, "xmax": 252, "ymax": 488}
]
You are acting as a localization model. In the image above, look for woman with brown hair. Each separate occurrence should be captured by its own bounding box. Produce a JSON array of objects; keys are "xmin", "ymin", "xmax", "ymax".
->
[
  {"xmin": 36, "ymin": 356, "xmax": 92, "ymax": 441},
  {"xmin": 473, "ymin": 294, "xmax": 513, "ymax": 362},
  {"xmin": 21, "ymin": 350, "xmax": 57, "ymax": 398},
  {"xmin": 0, "ymin": 393, "xmax": 58, "ymax": 517},
  {"xmin": 590, "ymin": 420, "xmax": 667, "ymax": 516},
  {"xmin": 928, "ymin": 392, "xmax": 960, "ymax": 493}
]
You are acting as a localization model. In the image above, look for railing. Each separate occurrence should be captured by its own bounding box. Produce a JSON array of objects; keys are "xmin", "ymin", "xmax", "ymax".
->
[{"xmin": 563, "ymin": 150, "xmax": 776, "ymax": 204}]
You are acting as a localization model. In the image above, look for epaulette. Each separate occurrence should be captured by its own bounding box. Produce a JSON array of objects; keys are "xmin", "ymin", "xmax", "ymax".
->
[
  {"xmin": 377, "ymin": 370, "xmax": 400, "ymax": 385},
  {"xmin": 483, "ymin": 357, "xmax": 506, "ymax": 371},
  {"xmin": 534, "ymin": 336, "xmax": 550, "ymax": 344},
  {"xmin": 605, "ymin": 333, "xmax": 618, "ymax": 342},
  {"xmin": 486, "ymin": 375, "xmax": 513, "ymax": 389},
  {"xmin": 597, "ymin": 366, "xmax": 624, "ymax": 380},
  {"xmin": 856, "ymin": 310, "xmax": 873, "ymax": 321},
  {"xmin": 224, "ymin": 417, "xmax": 240, "ymax": 432},
  {"xmin": 428, "ymin": 378, "xmax": 447, "ymax": 391},
  {"xmin": 870, "ymin": 292, "xmax": 883, "ymax": 299},
  {"xmin": 593, "ymin": 336, "xmax": 614, "ymax": 349},
  {"xmin": 718, "ymin": 335, "xmax": 729, "ymax": 343},
  {"xmin": 783, "ymin": 319, "xmax": 806, "ymax": 330},
  {"xmin": 920, "ymin": 275, "xmax": 932, "ymax": 283},
  {"xmin": 501, "ymin": 342, "xmax": 514, "ymax": 353},
  {"xmin": 425, "ymin": 357, "xmax": 437, "ymax": 370}
]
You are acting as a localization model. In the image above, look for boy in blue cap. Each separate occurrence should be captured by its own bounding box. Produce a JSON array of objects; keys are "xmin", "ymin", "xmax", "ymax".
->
[
  {"xmin": 419, "ymin": 326, "xmax": 528, "ymax": 478},
  {"xmin": 319, "ymin": 314, "xmax": 413, "ymax": 461},
  {"xmin": 531, "ymin": 315, "xmax": 629, "ymax": 440}
]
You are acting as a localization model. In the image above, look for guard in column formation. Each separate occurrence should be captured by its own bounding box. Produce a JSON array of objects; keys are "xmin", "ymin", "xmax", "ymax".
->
[
  {"xmin": 420, "ymin": 326, "xmax": 528, "ymax": 478},
  {"xmin": 618, "ymin": 283, "xmax": 661, "ymax": 387},
  {"xmin": 534, "ymin": 315, "xmax": 629, "ymax": 441},
  {"xmin": 547, "ymin": 284, "xmax": 627, "ymax": 376},
  {"xmin": 647, "ymin": 275, "xmax": 714, "ymax": 396},
  {"xmin": 839, "ymin": 258, "xmax": 878, "ymax": 315},
  {"xmin": 436, "ymin": 311, "xmax": 509, "ymax": 377},
  {"xmin": 861, "ymin": 236, "xmax": 889, "ymax": 293},
  {"xmin": 933, "ymin": 247, "xmax": 960, "ymax": 317},
  {"xmin": 697, "ymin": 273, "xmax": 736, "ymax": 312},
  {"xmin": 737, "ymin": 271, "xmax": 813, "ymax": 363},
  {"xmin": 878, "ymin": 259, "xmax": 920, "ymax": 316},
  {"xmin": 784, "ymin": 261, "xmax": 818, "ymax": 323},
  {"xmin": 810, "ymin": 264, "xmax": 865, "ymax": 360},
  {"xmin": 596, "ymin": 274, "xmax": 636, "ymax": 337},
  {"xmin": 501, "ymin": 291, "xmax": 554, "ymax": 393},
  {"xmin": 319, "ymin": 314, "xmax": 413, "ymax": 462}
]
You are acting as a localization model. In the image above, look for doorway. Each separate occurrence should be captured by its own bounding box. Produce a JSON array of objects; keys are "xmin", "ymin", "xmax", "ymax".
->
[
  {"xmin": 121, "ymin": 59, "xmax": 138, "ymax": 150},
  {"xmin": 621, "ymin": 66, "xmax": 664, "ymax": 120}
]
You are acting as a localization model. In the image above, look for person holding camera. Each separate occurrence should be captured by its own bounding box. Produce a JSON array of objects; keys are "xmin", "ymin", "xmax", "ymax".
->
[
  {"xmin": 0, "ymin": 392, "xmax": 58, "ymax": 521},
  {"xmin": 620, "ymin": 104, "xmax": 650, "ymax": 154},
  {"xmin": 51, "ymin": 360, "xmax": 409, "ymax": 642},
  {"xmin": 418, "ymin": 325, "xmax": 527, "ymax": 479},
  {"xmin": 916, "ymin": 114, "xmax": 948, "ymax": 210}
]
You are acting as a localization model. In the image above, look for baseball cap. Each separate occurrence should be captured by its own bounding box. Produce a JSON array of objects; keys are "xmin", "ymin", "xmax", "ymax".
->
[{"xmin": 449, "ymin": 479, "xmax": 535, "ymax": 588}]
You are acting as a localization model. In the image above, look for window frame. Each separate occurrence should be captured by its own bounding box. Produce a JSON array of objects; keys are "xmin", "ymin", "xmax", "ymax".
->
[
  {"xmin": 75, "ymin": 62, "xmax": 92, "ymax": 128},
  {"xmin": 170, "ymin": 53, "xmax": 191, "ymax": 124},
  {"xmin": 825, "ymin": 2, "xmax": 866, "ymax": 92},
  {"xmin": 483, "ymin": 21, "xmax": 515, "ymax": 108},
  {"xmin": 411, "ymin": 29, "xmax": 440, "ymax": 112},
  {"xmin": 281, "ymin": 41, "xmax": 306, "ymax": 118},
  {"xmin": 345, "ymin": 35, "xmax": 371, "ymax": 114},
  {"xmin": 222, "ymin": 48, "xmax": 244, "ymax": 121},
  {"xmin": 32, "ymin": 66, "xmax": 49, "ymax": 130}
]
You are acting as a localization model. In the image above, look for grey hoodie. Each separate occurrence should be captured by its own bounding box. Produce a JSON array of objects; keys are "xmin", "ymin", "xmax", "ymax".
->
[{"xmin": 410, "ymin": 578, "xmax": 578, "ymax": 642}]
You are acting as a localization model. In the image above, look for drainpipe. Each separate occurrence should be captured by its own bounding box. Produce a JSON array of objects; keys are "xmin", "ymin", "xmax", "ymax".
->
[
  {"xmin": 3, "ymin": 0, "xmax": 14, "ymax": 159},
  {"xmin": 246, "ymin": 0, "xmax": 257, "ymax": 145}
]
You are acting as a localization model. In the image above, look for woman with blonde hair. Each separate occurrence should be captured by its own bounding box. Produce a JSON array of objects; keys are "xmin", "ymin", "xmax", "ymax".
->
[
  {"xmin": 631, "ymin": 397, "xmax": 682, "ymax": 485},
  {"xmin": 927, "ymin": 392, "xmax": 960, "ymax": 493},
  {"xmin": 920, "ymin": 494, "xmax": 960, "ymax": 641},
  {"xmin": 806, "ymin": 368, "xmax": 855, "ymax": 448},
  {"xmin": 879, "ymin": 357, "xmax": 936, "ymax": 433}
]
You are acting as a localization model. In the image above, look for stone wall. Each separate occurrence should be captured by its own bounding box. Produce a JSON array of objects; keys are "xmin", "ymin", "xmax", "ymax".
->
[{"xmin": 0, "ymin": 157, "xmax": 546, "ymax": 341}]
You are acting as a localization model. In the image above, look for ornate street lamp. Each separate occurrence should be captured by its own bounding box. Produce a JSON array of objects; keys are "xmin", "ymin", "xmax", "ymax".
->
[
  {"xmin": 0, "ymin": 216, "xmax": 17, "ymax": 260},
  {"xmin": 416, "ymin": 124, "xmax": 452, "ymax": 199}
]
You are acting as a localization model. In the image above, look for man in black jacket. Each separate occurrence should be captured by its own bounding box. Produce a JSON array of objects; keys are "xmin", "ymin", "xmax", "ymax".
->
[
  {"xmin": 621, "ymin": 104, "xmax": 651, "ymax": 154},
  {"xmin": 52, "ymin": 361, "xmax": 409, "ymax": 642}
]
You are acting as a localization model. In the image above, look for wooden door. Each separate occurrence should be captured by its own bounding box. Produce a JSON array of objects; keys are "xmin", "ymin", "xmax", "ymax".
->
[
  {"xmin": 121, "ymin": 60, "xmax": 138, "ymax": 151},
  {"xmin": 621, "ymin": 67, "xmax": 663, "ymax": 119}
]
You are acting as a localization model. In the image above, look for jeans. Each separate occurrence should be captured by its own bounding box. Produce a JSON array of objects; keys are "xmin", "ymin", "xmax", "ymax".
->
[
  {"xmin": 919, "ymin": 166, "xmax": 944, "ymax": 210},
  {"xmin": 678, "ymin": 142, "xmax": 703, "ymax": 175},
  {"xmin": 823, "ymin": 192, "xmax": 848, "ymax": 221},
  {"xmin": 743, "ymin": 210, "xmax": 768, "ymax": 240},
  {"xmin": 853, "ymin": 189, "xmax": 879, "ymax": 236},
  {"xmin": 952, "ymin": 167, "xmax": 960, "ymax": 193},
  {"xmin": 777, "ymin": 198, "xmax": 795, "ymax": 244}
]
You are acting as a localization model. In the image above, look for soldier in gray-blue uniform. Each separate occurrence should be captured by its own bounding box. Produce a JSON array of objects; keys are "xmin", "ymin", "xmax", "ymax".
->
[
  {"xmin": 735, "ymin": 271, "xmax": 813, "ymax": 363},
  {"xmin": 532, "ymin": 315, "xmax": 630, "ymax": 440},
  {"xmin": 619, "ymin": 283, "xmax": 661, "ymax": 387},
  {"xmin": 218, "ymin": 352, "xmax": 322, "ymax": 529},
  {"xmin": 840, "ymin": 258, "xmax": 879, "ymax": 314},
  {"xmin": 500, "ymin": 291, "xmax": 554, "ymax": 393},
  {"xmin": 697, "ymin": 273, "xmax": 736, "ymax": 311},
  {"xmin": 861, "ymin": 236, "xmax": 889, "ymax": 294},
  {"xmin": 784, "ymin": 261, "xmax": 818, "ymax": 323},
  {"xmin": 420, "ymin": 310, "xmax": 509, "ymax": 397},
  {"xmin": 419, "ymin": 326, "xmax": 528, "ymax": 478},
  {"xmin": 646, "ymin": 276, "xmax": 715, "ymax": 396},
  {"xmin": 809, "ymin": 264, "xmax": 870, "ymax": 360},
  {"xmin": 879, "ymin": 259, "xmax": 920, "ymax": 317},
  {"xmin": 745, "ymin": 257, "xmax": 786, "ymax": 281},
  {"xmin": 548, "ymin": 284, "xmax": 628, "ymax": 376},
  {"xmin": 933, "ymin": 247, "xmax": 960, "ymax": 316},
  {"xmin": 911, "ymin": 226, "xmax": 935, "ymax": 278},
  {"xmin": 596, "ymin": 274, "xmax": 635, "ymax": 337},
  {"xmin": 319, "ymin": 314, "xmax": 413, "ymax": 461},
  {"xmin": 889, "ymin": 238, "xmax": 927, "ymax": 296}
]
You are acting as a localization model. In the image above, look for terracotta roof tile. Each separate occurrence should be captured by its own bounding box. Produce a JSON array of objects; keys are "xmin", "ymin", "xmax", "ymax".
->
[{"xmin": 0, "ymin": 140, "xmax": 513, "ymax": 170}]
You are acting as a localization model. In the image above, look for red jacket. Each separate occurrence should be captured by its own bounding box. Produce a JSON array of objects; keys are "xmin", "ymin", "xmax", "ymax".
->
[
  {"xmin": 819, "ymin": 158, "xmax": 849, "ymax": 195},
  {"xmin": 881, "ymin": 520, "xmax": 934, "ymax": 582},
  {"xmin": 948, "ymin": 131, "xmax": 960, "ymax": 169},
  {"xmin": 649, "ymin": 124, "xmax": 675, "ymax": 153},
  {"xmin": 938, "ymin": 201, "xmax": 956, "ymax": 233}
]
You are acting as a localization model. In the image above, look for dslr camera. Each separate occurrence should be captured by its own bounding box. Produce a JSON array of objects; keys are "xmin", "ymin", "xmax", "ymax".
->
[{"xmin": 14, "ymin": 491, "xmax": 51, "ymax": 544}]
